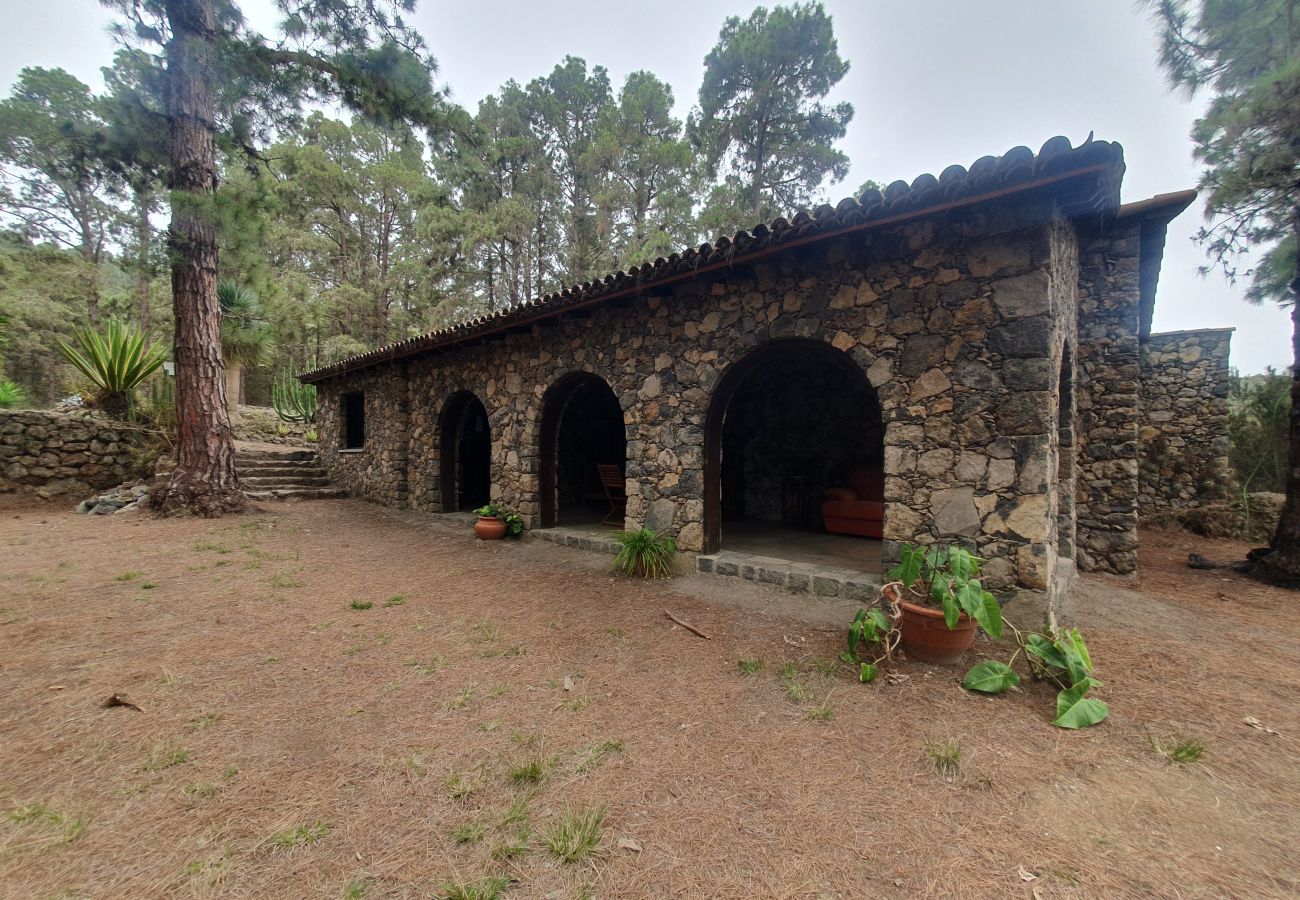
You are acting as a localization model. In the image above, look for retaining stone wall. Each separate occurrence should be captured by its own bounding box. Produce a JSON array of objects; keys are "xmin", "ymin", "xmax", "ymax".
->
[
  {"xmin": 1138, "ymin": 328, "xmax": 1234, "ymax": 513},
  {"xmin": 0, "ymin": 410, "xmax": 143, "ymax": 498}
]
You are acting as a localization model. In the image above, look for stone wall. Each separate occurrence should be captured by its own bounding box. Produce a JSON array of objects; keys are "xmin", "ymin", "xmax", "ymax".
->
[
  {"xmin": 0, "ymin": 410, "xmax": 143, "ymax": 498},
  {"xmin": 315, "ymin": 191, "xmax": 1092, "ymax": 600},
  {"xmin": 1138, "ymin": 328, "xmax": 1234, "ymax": 513},
  {"xmin": 1074, "ymin": 219, "xmax": 1143, "ymax": 577}
]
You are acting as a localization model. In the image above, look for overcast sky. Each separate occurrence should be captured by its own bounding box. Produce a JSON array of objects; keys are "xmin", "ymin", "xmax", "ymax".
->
[{"xmin": 3, "ymin": 0, "xmax": 1290, "ymax": 373}]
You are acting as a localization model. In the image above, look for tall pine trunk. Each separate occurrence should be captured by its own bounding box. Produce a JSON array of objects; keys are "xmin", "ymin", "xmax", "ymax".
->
[
  {"xmin": 153, "ymin": 0, "xmax": 244, "ymax": 516},
  {"xmin": 1253, "ymin": 201, "xmax": 1300, "ymax": 584}
]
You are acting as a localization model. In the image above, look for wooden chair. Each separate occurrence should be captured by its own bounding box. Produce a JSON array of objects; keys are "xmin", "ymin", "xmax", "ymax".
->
[{"xmin": 597, "ymin": 464, "xmax": 626, "ymax": 527}]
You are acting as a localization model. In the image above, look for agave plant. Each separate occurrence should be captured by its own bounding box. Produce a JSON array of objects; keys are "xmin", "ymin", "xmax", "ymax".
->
[{"xmin": 56, "ymin": 321, "xmax": 167, "ymax": 418}]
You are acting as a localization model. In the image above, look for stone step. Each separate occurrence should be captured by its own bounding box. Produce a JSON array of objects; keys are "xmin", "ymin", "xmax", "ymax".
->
[
  {"xmin": 240, "ymin": 474, "xmax": 332, "ymax": 488},
  {"xmin": 697, "ymin": 551, "xmax": 881, "ymax": 600},
  {"xmin": 235, "ymin": 464, "xmax": 328, "ymax": 477},
  {"xmin": 244, "ymin": 487, "xmax": 347, "ymax": 502},
  {"xmin": 236, "ymin": 457, "xmax": 322, "ymax": 470},
  {"xmin": 236, "ymin": 448, "xmax": 317, "ymax": 462}
]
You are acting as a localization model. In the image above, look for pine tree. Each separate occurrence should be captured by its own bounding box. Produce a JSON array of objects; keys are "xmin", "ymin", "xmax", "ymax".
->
[
  {"xmin": 1146, "ymin": 0, "xmax": 1300, "ymax": 582},
  {"xmin": 98, "ymin": 0, "xmax": 443, "ymax": 516},
  {"xmin": 688, "ymin": 2, "xmax": 853, "ymax": 234},
  {"xmin": 0, "ymin": 67, "xmax": 121, "ymax": 324}
]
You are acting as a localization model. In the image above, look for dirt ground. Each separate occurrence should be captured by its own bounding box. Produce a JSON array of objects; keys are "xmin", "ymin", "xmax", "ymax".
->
[{"xmin": 1, "ymin": 498, "xmax": 1297, "ymax": 899}]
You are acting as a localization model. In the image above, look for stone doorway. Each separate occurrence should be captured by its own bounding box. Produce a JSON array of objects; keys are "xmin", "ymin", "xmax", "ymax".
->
[
  {"xmin": 703, "ymin": 339, "xmax": 884, "ymax": 574},
  {"xmin": 538, "ymin": 373, "xmax": 627, "ymax": 528},
  {"xmin": 439, "ymin": 391, "xmax": 492, "ymax": 513}
]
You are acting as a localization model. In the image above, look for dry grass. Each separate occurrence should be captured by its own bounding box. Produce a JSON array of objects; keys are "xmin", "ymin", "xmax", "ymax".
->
[{"xmin": 0, "ymin": 500, "xmax": 1298, "ymax": 897}]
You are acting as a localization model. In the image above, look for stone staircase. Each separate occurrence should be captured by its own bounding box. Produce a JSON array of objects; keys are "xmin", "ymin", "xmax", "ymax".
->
[{"xmin": 237, "ymin": 446, "xmax": 345, "ymax": 502}]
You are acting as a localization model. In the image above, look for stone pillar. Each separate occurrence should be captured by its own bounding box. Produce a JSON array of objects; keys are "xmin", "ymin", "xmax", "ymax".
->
[{"xmin": 1074, "ymin": 220, "xmax": 1143, "ymax": 576}]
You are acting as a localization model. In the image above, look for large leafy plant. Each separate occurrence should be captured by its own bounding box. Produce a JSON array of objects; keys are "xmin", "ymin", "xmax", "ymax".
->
[
  {"xmin": 962, "ymin": 626, "xmax": 1109, "ymax": 729},
  {"xmin": 889, "ymin": 544, "xmax": 1002, "ymax": 638},
  {"xmin": 56, "ymin": 320, "xmax": 167, "ymax": 418},
  {"xmin": 845, "ymin": 542, "xmax": 1109, "ymax": 729}
]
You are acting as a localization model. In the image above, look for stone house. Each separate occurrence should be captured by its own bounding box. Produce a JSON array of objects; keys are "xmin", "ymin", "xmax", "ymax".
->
[{"xmin": 299, "ymin": 136, "xmax": 1231, "ymax": 621}]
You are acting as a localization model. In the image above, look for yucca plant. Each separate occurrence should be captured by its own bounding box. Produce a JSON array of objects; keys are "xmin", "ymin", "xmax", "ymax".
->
[
  {"xmin": 610, "ymin": 528, "xmax": 676, "ymax": 579},
  {"xmin": 56, "ymin": 321, "xmax": 167, "ymax": 418}
]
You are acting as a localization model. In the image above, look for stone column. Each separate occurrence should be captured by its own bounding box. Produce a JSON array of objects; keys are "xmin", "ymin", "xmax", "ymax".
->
[{"xmin": 1074, "ymin": 220, "xmax": 1143, "ymax": 576}]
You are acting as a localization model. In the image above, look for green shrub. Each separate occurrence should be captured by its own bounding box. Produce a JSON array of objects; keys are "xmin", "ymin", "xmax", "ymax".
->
[
  {"xmin": 609, "ymin": 528, "xmax": 676, "ymax": 578},
  {"xmin": 0, "ymin": 379, "xmax": 26, "ymax": 409}
]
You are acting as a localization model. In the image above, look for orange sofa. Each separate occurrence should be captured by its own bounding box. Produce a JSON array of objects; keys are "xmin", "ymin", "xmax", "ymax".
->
[{"xmin": 822, "ymin": 466, "xmax": 884, "ymax": 538}]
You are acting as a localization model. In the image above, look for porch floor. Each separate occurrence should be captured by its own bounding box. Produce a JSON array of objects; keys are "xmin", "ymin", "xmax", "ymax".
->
[{"xmin": 719, "ymin": 519, "xmax": 881, "ymax": 572}]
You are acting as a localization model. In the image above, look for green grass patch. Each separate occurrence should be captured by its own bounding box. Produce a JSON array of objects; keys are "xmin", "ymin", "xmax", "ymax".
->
[
  {"xmin": 450, "ymin": 821, "xmax": 485, "ymax": 844},
  {"xmin": 7, "ymin": 803, "xmax": 87, "ymax": 843},
  {"xmin": 923, "ymin": 738, "xmax": 962, "ymax": 779},
  {"xmin": 114, "ymin": 571, "xmax": 142, "ymax": 581},
  {"xmin": 384, "ymin": 595, "xmax": 407, "ymax": 607},
  {"xmin": 141, "ymin": 743, "xmax": 192, "ymax": 772},
  {"xmin": 542, "ymin": 806, "xmax": 605, "ymax": 863},
  {"xmin": 737, "ymin": 657, "xmax": 764, "ymax": 676},
  {"xmin": 437, "ymin": 875, "xmax": 512, "ymax": 900},
  {"xmin": 1151, "ymin": 735, "xmax": 1206, "ymax": 764},
  {"xmin": 267, "ymin": 819, "xmax": 329, "ymax": 849},
  {"xmin": 349, "ymin": 600, "xmax": 373, "ymax": 611},
  {"xmin": 807, "ymin": 701, "xmax": 834, "ymax": 722},
  {"xmin": 575, "ymin": 739, "xmax": 625, "ymax": 773}
]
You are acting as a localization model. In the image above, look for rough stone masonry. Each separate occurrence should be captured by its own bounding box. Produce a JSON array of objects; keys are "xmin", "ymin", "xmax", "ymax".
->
[{"xmin": 299, "ymin": 136, "xmax": 1231, "ymax": 623}]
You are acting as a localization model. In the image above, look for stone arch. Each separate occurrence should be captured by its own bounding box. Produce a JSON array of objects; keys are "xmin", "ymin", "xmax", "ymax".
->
[
  {"xmin": 537, "ymin": 371, "xmax": 628, "ymax": 528},
  {"xmin": 438, "ymin": 390, "xmax": 492, "ymax": 513},
  {"xmin": 702, "ymin": 337, "xmax": 886, "ymax": 557}
]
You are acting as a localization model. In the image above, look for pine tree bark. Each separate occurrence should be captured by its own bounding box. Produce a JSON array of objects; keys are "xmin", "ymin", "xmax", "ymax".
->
[
  {"xmin": 152, "ymin": 0, "xmax": 244, "ymax": 517},
  {"xmin": 1250, "ymin": 200, "xmax": 1300, "ymax": 585}
]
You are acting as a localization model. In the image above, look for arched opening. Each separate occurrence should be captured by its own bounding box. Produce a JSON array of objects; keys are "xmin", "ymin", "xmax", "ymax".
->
[
  {"xmin": 438, "ymin": 391, "xmax": 492, "ymax": 513},
  {"xmin": 1056, "ymin": 342, "xmax": 1076, "ymax": 560},
  {"xmin": 538, "ymin": 373, "xmax": 627, "ymax": 528},
  {"xmin": 704, "ymin": 339, "xmax": 884, "ymax": 570}
]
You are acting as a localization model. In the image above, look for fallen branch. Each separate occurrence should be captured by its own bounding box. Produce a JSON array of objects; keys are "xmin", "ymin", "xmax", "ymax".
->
[{"xmin": 663, "ymin": 609, "xmax": 710, "ymax": 640}]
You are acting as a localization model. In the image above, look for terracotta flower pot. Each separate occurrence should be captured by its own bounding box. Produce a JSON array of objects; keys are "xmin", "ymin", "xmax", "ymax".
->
[
  {"xmin": 474, "ymin": 516, "xmax": 507, "ymax": 540},
  {"xmin": 897, "ymin": 600, "xmax": 976, "ymax": 665}
]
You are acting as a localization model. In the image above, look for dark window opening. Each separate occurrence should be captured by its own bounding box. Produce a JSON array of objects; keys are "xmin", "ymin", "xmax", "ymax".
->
[{"xmin": 342, "ymin": 391, "xmax": 365, "ymax": 450}]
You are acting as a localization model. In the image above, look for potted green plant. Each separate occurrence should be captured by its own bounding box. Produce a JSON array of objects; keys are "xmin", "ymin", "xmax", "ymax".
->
[
  {"xmin": 472, "ymin": 503, "xmax": 523, "ymax": 540},
  {"xmin": 610, "ymin": 528, "xmax": 676, "ymax": 578},
  {"xmin": 884, "ymin": 544, "xmax": 1002, "ymax": 664}
]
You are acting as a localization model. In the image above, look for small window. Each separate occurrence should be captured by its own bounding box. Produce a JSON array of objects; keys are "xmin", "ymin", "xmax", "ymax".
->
[{"xmin": 342, "ymin": 391, "xmax": 365, "ymax": 450}]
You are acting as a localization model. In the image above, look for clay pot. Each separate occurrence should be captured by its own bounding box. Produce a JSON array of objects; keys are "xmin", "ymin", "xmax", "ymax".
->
[
  {"xmin": 897, "ymin": 600, "xmax": 976, "ymax": 665},
  {"xmin": 474, "ymin": 516, "xmax": 507, "ymax": 540}
]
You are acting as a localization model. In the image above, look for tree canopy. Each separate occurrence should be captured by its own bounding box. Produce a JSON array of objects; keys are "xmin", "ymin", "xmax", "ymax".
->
[{"xmin": 0, "ymin": 2, "xmax": 861, "ymax": 443}]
